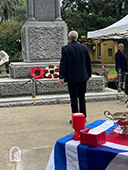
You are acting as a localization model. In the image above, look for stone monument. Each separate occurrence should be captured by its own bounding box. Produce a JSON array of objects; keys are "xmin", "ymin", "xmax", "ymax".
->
[
  {"xmin": 10, "ymin": 0, "xmax": 67, "ymax": 78},
  {"xmin": 0, "ymin": 0, "xmax": 120, "ymax": 105}
]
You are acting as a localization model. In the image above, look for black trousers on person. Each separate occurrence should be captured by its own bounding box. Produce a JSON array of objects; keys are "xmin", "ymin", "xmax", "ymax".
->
[{"xmin": 67, "ymin": 81, "xmax": 87, "ymax": 117}]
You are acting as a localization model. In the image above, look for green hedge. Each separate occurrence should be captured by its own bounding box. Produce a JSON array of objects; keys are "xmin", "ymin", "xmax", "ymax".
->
[{"xmin": 0, "ymin": 21, "xmax": 24, "ymax": 72}]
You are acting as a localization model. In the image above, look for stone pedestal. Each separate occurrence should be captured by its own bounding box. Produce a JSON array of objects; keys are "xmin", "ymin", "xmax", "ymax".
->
[
  {"xmin": 0, "ymin": 74, "xmax": 123, "ymax": 107},
  {"xmin": 21, "ymin": 21, "xmax": 67, "ymax": 62},
  {"xmin": 10, "ymin": 0, "xmax": 68, "ymax": 79},
  {"xmin": 0, "ymin": 75, "xmax": 105, "ymax": 98},
  {"xmin": 9, "ymin": 61, "xmax": 60, "ymax": 79},
  {"xmin": 9, "ymin": 0, "xmax": 69, "ymax": 100},
  {"xmin": 10, "ymin": 20, "xmax": 67, "ymax": 78}
]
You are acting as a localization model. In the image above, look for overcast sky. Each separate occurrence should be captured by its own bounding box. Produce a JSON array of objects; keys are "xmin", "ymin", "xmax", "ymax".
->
[{"xmin": 60, "ymin": 0, "xmax": 62, "ymax": 6}]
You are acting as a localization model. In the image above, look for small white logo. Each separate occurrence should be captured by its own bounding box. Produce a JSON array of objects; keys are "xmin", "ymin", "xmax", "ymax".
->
[{"xmin": 9, "ymin": 146, "xmax": 22, "ymax": 163}]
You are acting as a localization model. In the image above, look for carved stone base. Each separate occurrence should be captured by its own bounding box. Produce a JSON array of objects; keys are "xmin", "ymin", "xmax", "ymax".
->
[
  {"xmin": 9, "ymin": 62, "xmax": 60, "ymax": 79},
  {"xmin": 9, "ymin": 62, "xmax": 105, "ymax": 94},
  {"xmin": 0, "ymin": 75, "xmax": 105, "ymax": 98},
  {"xmin": 21, "ymin": 21, "xmax": 67, "ymax": 62}
]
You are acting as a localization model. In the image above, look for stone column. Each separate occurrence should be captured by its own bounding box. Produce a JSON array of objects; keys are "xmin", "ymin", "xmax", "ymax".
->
[
  {"xmin": 55, "ymin": 0, "xmax": 62, "ymax": 20},
  {"xmin": 26, "ymin": 0, "xmax": 35, "ymax": 21}
]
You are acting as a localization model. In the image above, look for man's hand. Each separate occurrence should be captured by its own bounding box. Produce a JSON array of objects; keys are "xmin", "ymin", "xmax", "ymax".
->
[{"xmin": 59, "ymin": 80, "xmax": 64, "ymax": 88}]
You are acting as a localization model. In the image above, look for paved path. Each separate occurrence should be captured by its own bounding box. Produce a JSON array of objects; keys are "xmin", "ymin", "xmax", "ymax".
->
[{"xmin": 0, "ymin": 99, "xmax": 128, "ymax": 170}]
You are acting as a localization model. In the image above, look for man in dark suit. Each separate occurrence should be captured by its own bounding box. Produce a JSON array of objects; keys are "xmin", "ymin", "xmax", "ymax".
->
[
  {"xmin": 59, "ymin": 31, "xmax": 91, "ymax": 123},
  {"xmin": 115, "ymin": 43, "xmax": 127, "ymax": 90}
]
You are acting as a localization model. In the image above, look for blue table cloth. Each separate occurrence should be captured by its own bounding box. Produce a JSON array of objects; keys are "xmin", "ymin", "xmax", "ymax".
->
[{"xmin": 46, "ymin": 120, "xmax": 128, "ymax": 170}]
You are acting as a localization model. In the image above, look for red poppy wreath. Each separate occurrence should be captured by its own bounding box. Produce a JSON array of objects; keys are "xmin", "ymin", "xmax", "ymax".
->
[{"xmin": 30, "ymin": 67, "xmax": 44, "ymax": 79}]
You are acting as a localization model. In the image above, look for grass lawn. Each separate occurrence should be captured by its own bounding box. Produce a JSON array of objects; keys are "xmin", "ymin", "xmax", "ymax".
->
[{"xmin": 92, "ymin": 64, "xmax": 117, "ymax": 78}]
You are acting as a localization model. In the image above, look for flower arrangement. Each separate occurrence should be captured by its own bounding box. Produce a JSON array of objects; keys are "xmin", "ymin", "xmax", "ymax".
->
[
  {"xmin": 30, "ymin": 67, "xmax": 44, "ymax": 79},
  {"xmin": 44, "ymin": 64, "xmax": 59, "ymax": 79}
]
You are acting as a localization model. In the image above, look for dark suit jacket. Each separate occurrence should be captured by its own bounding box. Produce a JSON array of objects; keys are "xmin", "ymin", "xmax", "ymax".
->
[
  {"xmin": 115, "ymin": 50, "xmax": 127, "ymax": 72},
  {"xmin": 59, "ymin": 41, "xmax": 91, "ymax": 82}
]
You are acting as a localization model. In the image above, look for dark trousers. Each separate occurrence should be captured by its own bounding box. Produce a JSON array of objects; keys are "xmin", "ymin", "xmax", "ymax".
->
[{"xmin": 67, "ymin": 81, "xmax": 87, "ymax": 117}]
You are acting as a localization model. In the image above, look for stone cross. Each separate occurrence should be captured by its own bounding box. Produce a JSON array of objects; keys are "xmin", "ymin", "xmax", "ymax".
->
[{"xmin": 26, "ymin": 0, "xmax": 62, "ymax": 21}]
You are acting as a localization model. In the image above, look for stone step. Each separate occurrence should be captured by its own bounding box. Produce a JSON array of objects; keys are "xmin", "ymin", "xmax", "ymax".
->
[
  {"xmin": 0, "ymin": 88, "xmax": 124, "ymax": 107},
  {"xmin": 0, "ymin": 75, "xmax": 105, "ymax": 97}
]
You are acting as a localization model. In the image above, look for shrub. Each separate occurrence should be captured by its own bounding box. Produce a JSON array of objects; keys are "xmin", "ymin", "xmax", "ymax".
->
[
  {"xmin": 91, "ymin": 61, "xmax": 101, "ymax": 64},
  {"xmin": 0, "ymin": 20, "xmax": 24, "ymax": 72}
]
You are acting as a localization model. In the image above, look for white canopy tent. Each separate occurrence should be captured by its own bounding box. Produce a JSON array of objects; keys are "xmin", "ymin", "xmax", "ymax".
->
[{"xmin": 87, "ymin": 14, "xmax": 128, "ymax": 39}]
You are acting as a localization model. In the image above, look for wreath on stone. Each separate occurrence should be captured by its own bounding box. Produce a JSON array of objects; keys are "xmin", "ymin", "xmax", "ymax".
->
[
  {"xmin": 44, "ymin": 64, "xmax": 59, "ymax": 78},
  {"xmin": 30, "ymin": 67, "xmax": 44, "ymax": 79}
]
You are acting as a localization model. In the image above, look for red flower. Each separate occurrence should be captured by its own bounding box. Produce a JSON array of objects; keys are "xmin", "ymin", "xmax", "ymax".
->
[
  {"xmin": 53, "ymin": 74, "xmax": 59, "ymax": 78},
  {"xmin": 49, "ymin": 65, "xmax": 54, "ymax": 68},
  {"xmin": 44, "ymin": 70, "xmax": 48, "ymax": 73},
  {"xmin": 55, "ymin": 68, "xmax": 59, "ymax": 72},
  {"xmin": 48, "ymin": 74, "xmax": 52, "ymax": 78}
]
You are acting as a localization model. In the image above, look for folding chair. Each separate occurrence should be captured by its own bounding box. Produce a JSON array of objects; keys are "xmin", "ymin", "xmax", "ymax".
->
[{"xmin": 102, "ymin": 65, "xmax": 118, "ymax": 88}]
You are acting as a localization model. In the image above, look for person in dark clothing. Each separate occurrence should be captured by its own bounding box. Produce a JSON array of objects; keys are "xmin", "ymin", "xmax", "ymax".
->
[
  {"xmin": 115, "ymin": 43, "xmax": 127, "ymax": 90},
  {"xmin": 59, "ymin": 31, "xmax": 91, "ymax": 123}
]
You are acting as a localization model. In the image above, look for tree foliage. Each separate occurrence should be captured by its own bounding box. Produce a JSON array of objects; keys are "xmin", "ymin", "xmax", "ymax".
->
[
  {"xmin": 0, "ymin": 20, "xmax": 24, "ymax": 68},
  {"xmin": 0, "ymin": 0, "xmax": 25, "ymax": 21},
  {"xmin": 0, "ymin": 0, "xmax": 26, "ymax": 72},
  {"xmin": 14, "ymin": 1, "xmax": 26, "ymax": 22},
  {"xmin": 61, "ymin": 0, "xmax": 128, "ymax": 37}
]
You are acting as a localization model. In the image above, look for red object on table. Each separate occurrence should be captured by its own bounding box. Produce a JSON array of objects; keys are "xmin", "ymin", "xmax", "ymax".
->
[
  {"xmin": 80, "ymin": 128, "xmax": 106, "ymax": 147},
  {"xmin": 118, "ymin": 118, "xmax": 128, "ymax": 126},
  {"xmin": 72, "ymin": 113, "xmax": 85, "ymax": 141}
]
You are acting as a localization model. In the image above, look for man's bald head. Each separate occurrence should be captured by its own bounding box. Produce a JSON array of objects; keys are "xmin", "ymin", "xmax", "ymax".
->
[
  {"xmin": 68, "ymin": 31, "xmax": 78, "ymax": 41},
  {"xmin": 118, "ymin": 43, "xmax": 124, "ymax": 52}
]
